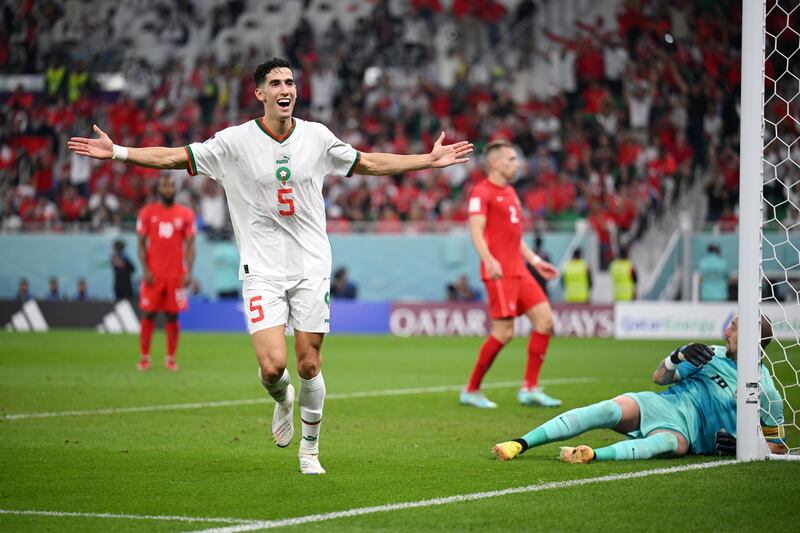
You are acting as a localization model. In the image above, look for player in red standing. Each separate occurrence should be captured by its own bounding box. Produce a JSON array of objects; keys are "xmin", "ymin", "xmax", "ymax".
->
[
  {"xmin": 136, "ymin": 174, "xmax": 196, "ymax": 371},
  {"xmin": 461, "ymin": 140, "xmax": 562, "ymax": 408}
]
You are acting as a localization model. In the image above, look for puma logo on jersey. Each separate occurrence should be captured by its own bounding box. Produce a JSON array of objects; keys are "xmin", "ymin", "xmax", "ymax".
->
[{"xmin": 497, "ymin": 197, "xmax": 504, "ymax": 202}]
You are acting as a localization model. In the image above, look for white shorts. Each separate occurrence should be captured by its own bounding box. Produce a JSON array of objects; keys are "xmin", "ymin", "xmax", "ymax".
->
[{"xmin": 242, "ymin": 276, "xmax": 331, "ymax": 335}]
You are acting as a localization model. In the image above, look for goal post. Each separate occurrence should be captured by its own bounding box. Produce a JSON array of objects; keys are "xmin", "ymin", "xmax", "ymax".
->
[
  {"xmin": 737, "ymin": 0, "xmax": 767, "ymax": 462},
  {"xmin": 738, "ymin": 0, "xmax": 800, "ymax": 461}
]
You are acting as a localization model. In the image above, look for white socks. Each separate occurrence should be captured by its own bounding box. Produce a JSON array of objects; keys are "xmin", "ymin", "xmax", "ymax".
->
[
  {"xmin": 260, "ymin": 368, "xmax": 291, "ymax": 405},
  {"xmin": 299, "ymin": 373, "xmax": 325, "ymax": 451}
]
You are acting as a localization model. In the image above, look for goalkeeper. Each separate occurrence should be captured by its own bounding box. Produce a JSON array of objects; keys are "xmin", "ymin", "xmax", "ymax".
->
[{"xmin": 493, "ymin": 316, "xmax": 787, "ymax": 463}]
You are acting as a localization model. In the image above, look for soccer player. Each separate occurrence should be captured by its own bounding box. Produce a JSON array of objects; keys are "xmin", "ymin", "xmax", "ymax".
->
[
  {"xmin": 492, "ymin": 315, "xmax": 787, "ymax": 463},
  {"xmin": 68, "ymin": 57, "xmax": 473, "ymax": 474},
  {"xmin": 461, "ymin": 140, "xmax": 561, "ymax": 409},
  {"xmin": 136, "ymin": 174, "xmax": 196, "ymax": 372}
]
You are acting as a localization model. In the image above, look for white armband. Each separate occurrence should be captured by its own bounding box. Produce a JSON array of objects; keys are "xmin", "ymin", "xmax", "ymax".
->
[
  {"xmin": 111, "ymin": 144, "xmax": 129, "ymax": 161},
  {"xmin": 664, "ymin": 355, "xmax": 678, "ymax": 371}
]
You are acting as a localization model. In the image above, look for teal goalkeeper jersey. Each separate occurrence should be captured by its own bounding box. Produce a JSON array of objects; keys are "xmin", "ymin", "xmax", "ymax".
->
[{"xmin": 659, "ymin": 345, "xmax": 784, "ymax": 454}]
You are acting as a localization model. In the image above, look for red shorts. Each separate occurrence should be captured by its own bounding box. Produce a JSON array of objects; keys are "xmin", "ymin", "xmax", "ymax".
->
[
  {"xmin": 139, "ymin": 277, "xmax": 188, "ymax": 314},
  {"xmin": 484, "ymin": 271, "xmax": 547, "ymax": 319}
]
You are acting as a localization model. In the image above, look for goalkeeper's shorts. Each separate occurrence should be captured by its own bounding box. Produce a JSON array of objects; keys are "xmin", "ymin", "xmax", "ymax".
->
[{"xmin": 622, "ymin": 391, "xmax": 693, "ymax": 446}]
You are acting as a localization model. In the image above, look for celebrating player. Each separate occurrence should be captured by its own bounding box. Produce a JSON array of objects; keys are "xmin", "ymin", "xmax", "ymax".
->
[
  {"xmin": 460, "ymin": 140, "xmax": 561, "ymax": 409},
  {"xmin": 136, "ymin": 174, "xmax": 196, "ymax": 372},
  {"xmin": 492, "ymin": 315, "xmax": 787, "ymax": 463},
  {"xmin": 68, "ymin": 57, "xmax": 473, "ymax": 474}
]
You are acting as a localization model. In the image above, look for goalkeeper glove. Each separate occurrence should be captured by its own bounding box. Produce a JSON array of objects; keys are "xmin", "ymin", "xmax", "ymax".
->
[
  {"xmin": 669, "ymin": 343, "xmax": 714, "ymax": 368},
  {"xmin": 715, "ymin": 429, "xmax": 736, "ymax": 456}
]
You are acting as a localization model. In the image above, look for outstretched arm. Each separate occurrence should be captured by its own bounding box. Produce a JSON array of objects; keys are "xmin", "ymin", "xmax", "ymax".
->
[
  {"xmin": 355, "ymin": 132, "xmax": 472, "ymax": 176},
  {"xmin": 68, "ymin": 124, "xmax": 188, "ymax": 170}
]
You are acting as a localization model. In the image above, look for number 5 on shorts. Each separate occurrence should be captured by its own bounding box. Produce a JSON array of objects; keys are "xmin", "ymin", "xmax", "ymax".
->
[{"xmin": 249, "ymin": 296, "xmax": 264, "ymax": 323}]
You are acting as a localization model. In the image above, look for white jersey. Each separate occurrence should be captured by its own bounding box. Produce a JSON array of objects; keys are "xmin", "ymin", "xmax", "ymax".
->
[{"xmin": 186, "ymin": 117, "xmax": 360, "ymax": 280}]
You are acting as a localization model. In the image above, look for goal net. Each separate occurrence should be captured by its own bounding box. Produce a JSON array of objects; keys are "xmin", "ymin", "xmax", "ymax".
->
[{"xmin": 740, "ymin": 0, "xmax": 800, "ymax": 459}]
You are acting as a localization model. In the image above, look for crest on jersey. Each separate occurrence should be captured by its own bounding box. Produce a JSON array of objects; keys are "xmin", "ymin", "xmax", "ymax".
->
[{"xmin": 276, "ymin": 166, "xmax": 292, "ymax": 184}]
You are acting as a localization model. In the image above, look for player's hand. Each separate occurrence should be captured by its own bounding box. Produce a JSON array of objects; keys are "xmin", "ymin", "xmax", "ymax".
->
[
  {"xmin": 182, "ymin": 274, "xmax": 191, "ymax": 287},
  {"xmin": 429, "ymin": 132, "xmax": 473, "ymax": 168},
  {"xmin": 143, "ymin": 269, "xmax": 154, "ymax": 285},
  {"xmin": 534, "ymin": 260, "xmax": 558, "ymax": 280},
  {"xmin": 671, "ymin": 343, "xmax": 714, "ymax": 368},
  {"xmin": 67, "ymin": 124, "xmax": 114, "ymax": 160},
  {"xmin": 486, "ymin": 256, "xmax": 503, "ymax": 280},
  {"xmin": 715, "ymin": 429, "xmax": 736, "ymax": 456}
]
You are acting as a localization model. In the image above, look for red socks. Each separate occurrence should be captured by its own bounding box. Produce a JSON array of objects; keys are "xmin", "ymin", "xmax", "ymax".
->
[
  {"xmin": 466, "ymin": 335, "xmax": 505, "ymax": 391},
  {"xmin": 139, "ymin": 317, "xmax": 155, "ymax": 357},
  {"xmin": 524, "ymin": 331, "xmax": 551, "ymax": 389},
  {"xmin": 165, "ymin": 320, "xmax": 179, "ymax": 357}
]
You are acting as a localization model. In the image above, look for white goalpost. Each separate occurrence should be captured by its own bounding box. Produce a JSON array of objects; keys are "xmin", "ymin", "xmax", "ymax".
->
[{"xmin": 738, "ymin": 0, "xmax": 800, "ymax": 461}]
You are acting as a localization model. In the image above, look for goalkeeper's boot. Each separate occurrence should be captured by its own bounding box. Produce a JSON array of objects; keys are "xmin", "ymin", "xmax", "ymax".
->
[
  {"xmin": 272, "ymin": 384, "xmax": 295, "ymax": 448},
  {"xmin": 299, "ymin": 446, "xmax": 326, "ymax": 475},
  {"xmin": 460, "ymin": 389, "xmax": 498, "ymax": 409},
  {"xmin": 492, "ymin": 441, "xmax": 524, "ymax": 461},
  {"xmin": 559, "ymin": 445, "xmax": 595, "ymax": 464},
  {"xmin": 136, "ymin": 356, "xmax": 150, "ymax": 372},
  {"xmin": 518, "ymin": 387, "xmax": 562, "ymax": 407}
]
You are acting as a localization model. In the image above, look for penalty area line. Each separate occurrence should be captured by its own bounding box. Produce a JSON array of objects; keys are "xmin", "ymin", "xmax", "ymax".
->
[
  {"xmin": 1, "ymin": 377, "xmax": 609, "ymax": 421},
  {"xmin": 188, "ymin": 460, "xmax": 739, "ymax": 533}
]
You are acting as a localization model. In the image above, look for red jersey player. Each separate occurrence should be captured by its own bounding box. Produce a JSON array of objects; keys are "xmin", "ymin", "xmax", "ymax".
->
[
  {"xmin": 461, "ymin": 140, "xmax": 562, "ymax": 408},
  {"xmin": 136, "ymin": 174, "xmax": 196, "ymax": 371}
]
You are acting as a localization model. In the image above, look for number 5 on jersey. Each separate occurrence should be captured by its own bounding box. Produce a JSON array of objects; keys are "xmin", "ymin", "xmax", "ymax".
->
[{"xmin": 278, "ymin": 188, "xmax": 294, "ymax": 216}]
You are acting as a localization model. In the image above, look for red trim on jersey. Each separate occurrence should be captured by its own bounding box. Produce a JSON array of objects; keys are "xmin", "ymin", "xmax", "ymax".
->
[
  {"xmin": 184, "ymin": 146, "xmax": 197, "ymax": 176},
  {"xmin": 256, "ymin": 117, "xmax": 296, "ymax": 143},
  {"xmin": 346, "ymin": 151, "xmax": 361, "ymax": 177}
]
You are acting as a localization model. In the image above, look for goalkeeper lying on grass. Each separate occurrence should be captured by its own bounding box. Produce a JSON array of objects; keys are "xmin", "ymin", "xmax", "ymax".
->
[{"xmin": 493, "ymin": 315, "xmax": 787, "ymax": 463}]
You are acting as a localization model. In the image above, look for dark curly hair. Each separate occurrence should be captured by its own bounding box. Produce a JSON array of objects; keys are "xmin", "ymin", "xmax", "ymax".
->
[{"xmin": 253, "ymin": 57, "xmax": 293, "ymax": 86}]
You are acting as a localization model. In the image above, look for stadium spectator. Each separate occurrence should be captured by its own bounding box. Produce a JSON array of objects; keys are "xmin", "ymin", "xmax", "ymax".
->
[
  {"xmin": 698, "ymin": 244, "xmax": 729, "ymax": 302},
  {"xmin": 46, "ymin": 276, "xmax": 62, "ymax": 301},
  {"xmin": 187, "ymin": 279, "xmax": 207, "ymax": 304},
  {"xmin": 562, "ymin": 248, "xmax": 591, "ymax": 304},
  {"xmin": 609, "ymin": 247, "xmax": 637, "ymax": 301},
  {"xmin": 74, "ymin": 278, "xmax": 90, "ymax": 302},
  {"xmin": 527, "ymin": 235, "xmax": 552, "ymax": 296},
  {"xmin": 461, "ymin": 140, "xmax": 560, "ymax": 410},
  {"xmin": 493, "ymin": 315, "xmax": 786, "ymax": 463},
  {"xmin": 446, "ymin": 274, "xmax": 480, "ymax": 302},
  {"xmin": 111, "ymin": 239, "xmax": 135, "ymax": 302},
  {"xmin": 16, "ymin": 278, "xmax": 32, "ymax": 303},
  {"xmin": 331, "ymin": 267, "xmax": 358, "ymax": 300}
]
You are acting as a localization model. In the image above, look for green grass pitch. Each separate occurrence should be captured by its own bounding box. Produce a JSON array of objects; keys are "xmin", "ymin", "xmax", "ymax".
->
[{"xmin": 1, "ymin": 331, "xmax": 798, "ymax": 532}]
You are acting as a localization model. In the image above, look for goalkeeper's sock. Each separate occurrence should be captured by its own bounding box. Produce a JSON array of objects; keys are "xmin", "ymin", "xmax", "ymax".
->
[
  {"xmin": 466, "ymin": 335, "xmax": 505, "ymax": 391},
  {"xmin": 299, "ymin": 373, "xmax": 326, "ymax": 450},
  {"xmin": 139, "ymin": 317, "xmax": 155, "ymax": 357},
  {"xmin": 594, "ymin": 432, "xmax": 679, "ymax": 461},
  {"xmin": 521, "ymin": 400, "xmax": 622, "ymax": 449},
  {"xmin": 260, "ymin": 367, "xmax": 291, "ymax": 405},
  {"xmin": 523, "ymin": 331, "xmax": 550, "ymax": 389}
]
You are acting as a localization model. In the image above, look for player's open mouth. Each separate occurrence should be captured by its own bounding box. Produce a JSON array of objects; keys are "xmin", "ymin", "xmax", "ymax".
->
[{"xmin": 277, "ymin": 98, "xmax": 291, "ymax": 109}]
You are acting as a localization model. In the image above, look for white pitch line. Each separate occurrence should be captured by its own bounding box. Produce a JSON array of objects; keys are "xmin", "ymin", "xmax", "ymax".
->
[
  {"xmin": 1, "ymin": 377, "xmax": 608, "ymax": 421},
  {"xmin": 0, "ymin": 508, "xmax": 258, "ymax": 525},
  {"xmin": 188, "ymin": 460, "xmax": 739, "ymax": 533}
]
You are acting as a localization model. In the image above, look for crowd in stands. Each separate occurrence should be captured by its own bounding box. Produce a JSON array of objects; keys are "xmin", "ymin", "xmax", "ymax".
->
[{"xmin": 1, "ymin": 0, "xmax": 776, "ymax": 254}]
